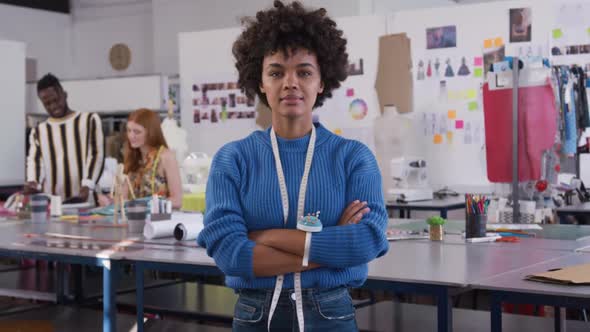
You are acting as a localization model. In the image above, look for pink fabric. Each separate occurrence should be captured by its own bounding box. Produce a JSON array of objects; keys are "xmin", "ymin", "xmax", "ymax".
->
[{"xmin": 483, "ymin": 83, "xmax": 557, "ymax": 182}]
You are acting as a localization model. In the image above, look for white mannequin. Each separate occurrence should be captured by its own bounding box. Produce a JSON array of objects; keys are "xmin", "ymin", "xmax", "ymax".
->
[{"xmin": 374, "ymin": 105, "xmax": 416, "ymax": 192}]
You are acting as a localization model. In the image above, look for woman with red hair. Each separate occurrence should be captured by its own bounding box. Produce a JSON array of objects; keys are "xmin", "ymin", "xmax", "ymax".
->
[{"xmin": 99, "ymin": 108, "xmax": 182, "ymax": 208}]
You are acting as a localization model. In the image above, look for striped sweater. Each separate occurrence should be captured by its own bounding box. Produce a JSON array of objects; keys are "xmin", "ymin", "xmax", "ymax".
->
[
  {"xmin": 26, "ymin": 111, "xmax": 105, "ymax": 200},
  {"xmin": 197, "ymin": 123, "xmax": 389, "ymax": 290}
]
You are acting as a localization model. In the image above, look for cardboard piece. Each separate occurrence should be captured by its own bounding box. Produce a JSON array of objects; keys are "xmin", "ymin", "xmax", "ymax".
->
[
  {"xmin": 375, "ymin": 33, "xmax": 413, "ymax": 114},
  {"xmin": 526, "ymin": 263, "xmax": 590, "ymax": 285}
]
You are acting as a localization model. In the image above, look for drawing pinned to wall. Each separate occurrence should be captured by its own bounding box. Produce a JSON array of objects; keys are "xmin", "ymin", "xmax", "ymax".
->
[
  {"xmin": 516, "ymin": 44, "xmax": 543, "ymax": 58},
  {"xmin": 464, "ymin": 122, "xmax": 472, "ymax": 144},
  {"xmin": 510, "ymin": 8, "xmax": 532, "ymax": 43},
  {"xmin": 417, "ymin": 60, "xmax": 425, "ymax": 80},
  {"xmin": 191, "ymin": 79, "xmax": 256, "ymax": 125},
  {"xmin": 426, "ymin": 25, "xmax": 457, "ymax": 49},
  {"xmin": 426, "ymin": 60, "xmax": 432, "ymax": 77},
  {"xmin": 483, "ymin": 43, "xmax": 505, "ymax": 76},
  {"xmin": 438, "ymin": 113, "xmax": 447, "ymax": 134},
  {"xmin": 457, "ymin": 57, "xmax": 471, "ymax": 76},
  {"xmin": 438, "ymin": 80, "xmax": 447, "ymax": 101},
  {"xmin": 434, "ymin": 58, "xmax": 441, "ymax": 76},
  {"xmin": 474, "ymin": 124, "xmax": 482, "ymax": 144},
  {"xmin": 193, "ymin": 109, "xmax": 200, "ymax": 123},
  {"xmin": 421, "ymin": 113, "xmax": 429, "ymax": 136},
  {"xmin": 444, "ymin": 58, "xmax": 455, "ymax": 77},
  {"xmin": 430, "ymin": 113, "xmax": 436, "ymax": 136},
  {"xmin": 349, "ymin": 98, "xmax": 368, "ymax": 120},
  {"xmin": 347, "ymin": 58, "xmax": 364, "ymax": 76}
]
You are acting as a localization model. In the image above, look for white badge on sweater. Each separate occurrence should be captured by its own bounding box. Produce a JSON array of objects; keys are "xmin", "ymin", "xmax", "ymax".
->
[{"xmin": 267, "ymin": 125, "xmax": 316, "ymax": 332}]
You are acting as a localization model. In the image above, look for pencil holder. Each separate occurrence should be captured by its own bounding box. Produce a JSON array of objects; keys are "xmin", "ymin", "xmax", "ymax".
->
[
  {"xmin": 466, "ymin": 214, "xmax": 487, "ymax": 238},
  {"xmin": 426, "ymin": 216, "xmax": 446, "ymax": 241},
  {"xmin": 429, "ymin": 224, "xmax": 443, "ymax": 241},
  {"xmin": 126, "ymin": 200, "xmax": 148, "ymax": 233}
]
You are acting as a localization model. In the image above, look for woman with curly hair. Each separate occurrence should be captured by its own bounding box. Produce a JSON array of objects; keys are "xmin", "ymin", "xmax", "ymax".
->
[{"xmin": 197, "ymin": 1, "xmax": 388, "ymax": 331}]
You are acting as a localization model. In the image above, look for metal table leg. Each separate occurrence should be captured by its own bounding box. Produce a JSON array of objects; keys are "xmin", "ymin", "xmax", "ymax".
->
[
  {"xmin": 437, "ymin": 287, "xmax": 452, "ymax": 332},
  {"xmin": 103, "ymin": 260, "xmax": 119, "ymax": 332},
  {"xmin": 136, "ymin": 262, "xmax": 144, "ymax": 332},
  {"xmin": 491, "ymin": 292, "xmax": 503, "ymax": 332}
]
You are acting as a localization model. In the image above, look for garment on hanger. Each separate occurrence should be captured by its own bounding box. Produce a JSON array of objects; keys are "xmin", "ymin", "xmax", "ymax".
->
[
  {"xmin": 483, "ymin": 82, "xmax": 557, "ymax": 182},
  {"xmin": 573, "ymin": 66, "xmax": 589, "ymax": 129},
  {"xmin": 563, "ymin": 79, "xmax": 578, "ymax": 156}
]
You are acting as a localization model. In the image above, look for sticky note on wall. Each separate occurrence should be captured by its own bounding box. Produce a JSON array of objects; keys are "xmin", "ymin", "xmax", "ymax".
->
[
  {"xmin": 466, "ymin": 89, "xmax": 477, "ymax": 99},
  {"xmin": 494, "ymin": 37, "xmax": 504, "ymax": 47},
  {"xmin": 455, "ymin": 120, "xmax": 464, "ymax": 129},
  {"xmin": 448, "ymin": 110, "xmax": 457, "ymax": 119},
  {"xmin": 468, "ymin": 101, "xmax": 479, "ymax": 111},
  {"xmin": 484, "ymin": 39, "xmax": 493, "ymax": 48},
  {"xmin": 446, "ymin": 132, "xmax": 453, "ymax": 143},
  {"xmin": 474, "ymin": 57, "xmax": 483, "ymax": 66},
  {"xmin": 433, "ymin": 134, "xmax": 443, "ymax": 144},
  {"xmin": 553, "ymin": 29, "xmax": 563, "ymax": 39},
  {"xmin": 474, "ymin": 68, "xmax": 483, "ymax": 78}
]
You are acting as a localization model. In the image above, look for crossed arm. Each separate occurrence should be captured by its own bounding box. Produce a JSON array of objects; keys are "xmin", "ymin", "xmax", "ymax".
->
[{"xmin": 249, "ymin": 200, "xmax": 369, "ymax": 277}]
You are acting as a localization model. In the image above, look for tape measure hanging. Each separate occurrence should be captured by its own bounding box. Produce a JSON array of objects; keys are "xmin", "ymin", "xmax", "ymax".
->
[{"xmin": 268, "ymin": 125, "xmax": 316, "ymax": 332}]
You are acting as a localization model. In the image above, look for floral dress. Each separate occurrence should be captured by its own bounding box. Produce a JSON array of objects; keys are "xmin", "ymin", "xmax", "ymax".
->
[{"xmin": 127, "ymin": 146, "xmax": 169, "ymax": 198}]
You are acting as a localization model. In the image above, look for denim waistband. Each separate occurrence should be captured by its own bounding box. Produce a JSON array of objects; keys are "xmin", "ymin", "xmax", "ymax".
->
[{"xmin": 237, "ymin": 286, "xmax": 348, "ymax": 302}]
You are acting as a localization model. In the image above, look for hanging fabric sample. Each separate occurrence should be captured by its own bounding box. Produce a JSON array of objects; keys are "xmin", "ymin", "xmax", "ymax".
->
[{"xmin": 483, "ymin": 82, "xmax": 557, "ymax": 182}]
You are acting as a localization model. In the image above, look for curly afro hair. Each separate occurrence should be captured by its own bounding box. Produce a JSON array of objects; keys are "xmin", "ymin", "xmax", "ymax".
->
[{"xmin": 233, "ymin": 0, "xmax": 348, "ymax": 109}]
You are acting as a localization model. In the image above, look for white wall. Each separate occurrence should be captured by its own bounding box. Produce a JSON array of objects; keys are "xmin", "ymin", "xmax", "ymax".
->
[
  {"xmin": 387, "ymin": 0, "xmax": 554, "ymax": 192},
  {"xmin": 0, "ymin": 40, "xmax": 26, "ymax": 185},
  {"xmin": 0, "ymin": 4, "xmax": 71, "ymax": 80},
  {"xmin": 69, "ymin": 1, "xmax": 154, "ymax": 79},
  {"xmin": 153, "ymin": 0, "xmax": 361, "ymax": 75}
]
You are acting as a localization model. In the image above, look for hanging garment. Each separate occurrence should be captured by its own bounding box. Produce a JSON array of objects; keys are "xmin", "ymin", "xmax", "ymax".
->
[
  {"xmin": 483, "ymin": 82, "xmax": 557, "ymax": 182},
  {"xmin": 563, "ymin": 80, "xmax": 578, "ymax": 156},
  {"xmin": 573, "ymin": 66, "xmax": 590, "ymax": 129}
]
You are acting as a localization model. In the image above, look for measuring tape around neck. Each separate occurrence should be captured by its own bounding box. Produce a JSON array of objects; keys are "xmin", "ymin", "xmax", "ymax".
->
[{"xmin": 267, "ymin": 125, "xmax": 316, "ymax": 332}]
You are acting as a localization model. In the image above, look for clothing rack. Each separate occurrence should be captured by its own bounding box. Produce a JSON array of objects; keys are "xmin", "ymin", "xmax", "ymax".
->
[{"xmin": 485, "ymin": 56, "xmax": 556, "ymax": 223}]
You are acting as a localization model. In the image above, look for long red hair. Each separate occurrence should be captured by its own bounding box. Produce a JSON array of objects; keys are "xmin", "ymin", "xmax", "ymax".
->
[{"xmin": 124, "ymin": 108, "xmax": 168, "ymax": 173}]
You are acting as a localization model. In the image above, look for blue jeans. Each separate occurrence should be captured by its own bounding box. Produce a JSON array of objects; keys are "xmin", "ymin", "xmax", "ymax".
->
[{"xmin": 232, "ymin": 286, "xmax": 358, "ymax": 332}]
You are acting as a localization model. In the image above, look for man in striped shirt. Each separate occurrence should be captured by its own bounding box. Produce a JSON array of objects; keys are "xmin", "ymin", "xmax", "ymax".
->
[{"xmin": 25, "ymin": 73, "xmax": 105, "ymax": 203}]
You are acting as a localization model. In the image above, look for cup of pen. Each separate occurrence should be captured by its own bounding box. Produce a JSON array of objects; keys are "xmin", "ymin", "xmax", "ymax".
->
[
  {"xmin": 30, "ymin": 194, "xmax": 49, "ymax": 223},
  {"xmin": 465, "ymin": 194, "xmax": 489, "ymax": 238}
]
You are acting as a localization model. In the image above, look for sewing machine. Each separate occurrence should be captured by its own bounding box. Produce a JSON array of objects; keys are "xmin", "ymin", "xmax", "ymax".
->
[{"xmin": 387, "ymin": 157, "xmax": 433, "ymax": 202}]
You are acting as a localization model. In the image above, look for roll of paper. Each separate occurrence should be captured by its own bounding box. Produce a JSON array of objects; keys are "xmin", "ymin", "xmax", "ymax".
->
[
  {"xmin": 143, "ymin": 220, "xmax": 177, "ymax": 239},
  {"xmin": 173, "ymin": 221, "xmax": 203, "ymax": 241}
]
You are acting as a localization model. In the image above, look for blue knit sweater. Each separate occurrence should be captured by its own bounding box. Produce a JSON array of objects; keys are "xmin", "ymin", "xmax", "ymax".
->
[{"xmin": 197, "ymin": 123, "xmax": 389, "ymax": 290}]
